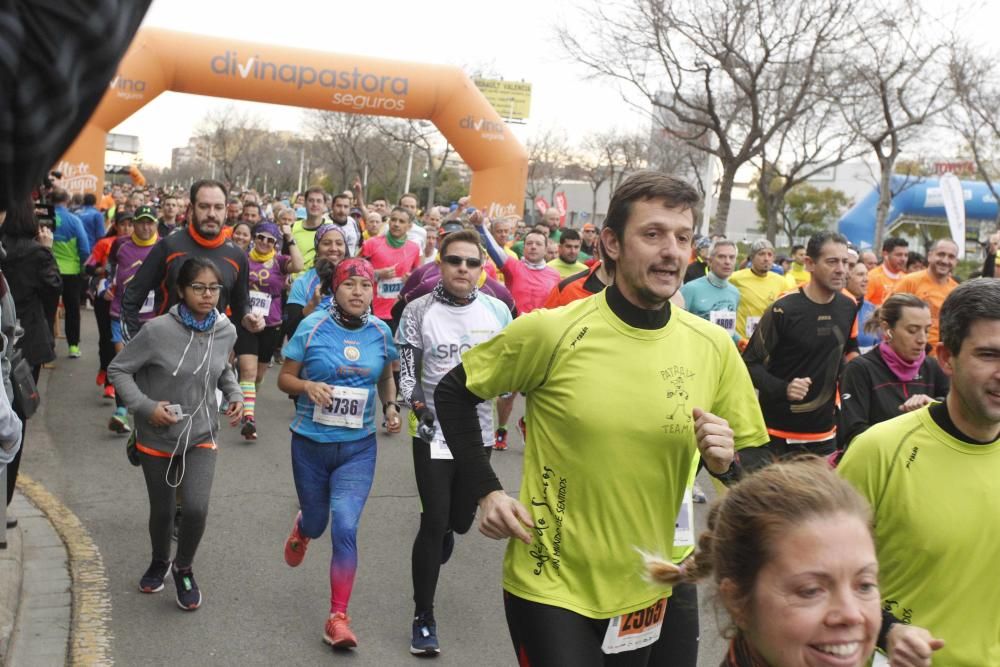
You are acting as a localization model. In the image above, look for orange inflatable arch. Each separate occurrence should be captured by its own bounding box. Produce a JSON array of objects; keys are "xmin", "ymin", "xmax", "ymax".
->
[{"xmin": 58, "ymin": 28, "xmax": 528, "ymax": 218}]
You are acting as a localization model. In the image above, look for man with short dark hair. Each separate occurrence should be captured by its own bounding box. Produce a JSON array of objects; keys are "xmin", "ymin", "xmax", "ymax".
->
[
  {"xmin": 121, "ymin": 180, "xmax": 262, "ymax": 341},
  {"xmin": 225, "ymin": 198, "xmax": 243, "ymax": 226},
  {"xmin": 291, "ymin": 186, "xmax": 330, "ymax": 274},
  {"xmin": 743, "ymin": 231, "xmax": 858, "ymax": 461},
  {"xmin": 866, "ymin": 237, "xmax": 909, "ymax": 306},
  {"xmin": 784, "ymin": 244, "xmax": 810, "ymax": 287},
  {"xmin": 546, "ymin": 228, "xmax": 587, "ymax": 278},
  {"xmin": 476, "ymin": 222, "xmax": 559, "ymax": 316},
  {"xmin": 241, "ymin": 202, "xmax": 262, "ymax": 225},
  {"xmin": 158, "ymin": 194, "xmax": 181, "ymax": 237},
  {"xmin": 436, "ymin": 171, "xmax": 767, "ymax": 666},
  {"xmin": 840, "ymin": 277, "xmax": 1000, "ymax": 666},
  {"xmin": 331, "ymin": 192, "xmax": 362, "ymax": 257}
]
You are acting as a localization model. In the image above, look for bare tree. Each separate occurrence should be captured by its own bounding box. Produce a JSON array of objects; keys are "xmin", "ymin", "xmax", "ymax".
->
[
  {"xmin": 304, "ymin": 111, "xmax": 376, "ymax": 192},
  {"xmin": 196, "ymin": 105, "xmax": 270, "ymax": 188},
  {"xmin": 947, "ymin": 46, "xmax": 1000, "ymax": 225},
  {"xmin": 579, "ymin": 130, "xmax": 650, "ymax": 219},
  {"xmin": 525, "ymin": 126, "xmax": 573, "ymax": 210},
  {"xmin": 372, "ymin": 118, "xmax": 452, "ymax": 207},
  {"xmin": 562, "ymin": 0, "xmax": 858, "ymax": 237},
  {"xmin": 831, "ymin": 1, "xmax": 953, "ymax": 250},
  {"xmin": 754, "ymin": 97, "xmax": 863, "ymax": 242}
]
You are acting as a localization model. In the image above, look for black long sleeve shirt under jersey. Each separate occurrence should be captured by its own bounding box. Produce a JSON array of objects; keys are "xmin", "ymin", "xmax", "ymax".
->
[
  {"xmin": 838, "ymin": 345, "xmax": 950, "ymax": 449},
  {"xmin": 120, "ymin": 226, "xmax": 250, "ymax": 341},
  {"xmin": 742, "ymin": 288, "xmax": 858, "ymax": 437}
]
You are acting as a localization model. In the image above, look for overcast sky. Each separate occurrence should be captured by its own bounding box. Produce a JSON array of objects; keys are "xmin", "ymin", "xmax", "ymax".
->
[
  {"xmin": 115, "ymin": 0, "xmax": 646, "ymax": 167},
  {"xmin": 116, "ymin": 0, "xmax": 998, "ymax": 169}
]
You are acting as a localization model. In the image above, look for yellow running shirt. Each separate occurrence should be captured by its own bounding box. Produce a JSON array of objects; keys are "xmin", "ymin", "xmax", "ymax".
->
[
  {"xmin": 461, "ymin": 290, "xmax": 768, "ymax": 618},
  {"xmin": 839, "ymin": 407, "xmax": 1000, "ymax": 667},
  {"xmin": 729, "ymin": 268, "xmax": 789, "ymax": 340}
]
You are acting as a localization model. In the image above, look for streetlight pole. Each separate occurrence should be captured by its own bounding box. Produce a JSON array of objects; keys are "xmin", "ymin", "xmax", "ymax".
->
[{"xmin": 403, "ymin": 143, "xmax": 415, "ymax": 195}]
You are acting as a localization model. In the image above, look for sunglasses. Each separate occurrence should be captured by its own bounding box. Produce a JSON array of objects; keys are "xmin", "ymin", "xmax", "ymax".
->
[
  {"xmin": 255, "ymin": 234, "xmax": 277, "ymax": 244},
  {"xmin": 441, "ymin": 255, "xmax": 483, "ymax": 269},
  {"xmin": 188, "ymin": 283, "xmax": 223, "ymax": 295}
]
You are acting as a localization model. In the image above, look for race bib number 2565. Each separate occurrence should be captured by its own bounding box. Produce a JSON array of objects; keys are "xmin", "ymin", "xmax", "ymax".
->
[{"xmin": 601, "ymin": 599, "xmax": 666, "ymax": 654}]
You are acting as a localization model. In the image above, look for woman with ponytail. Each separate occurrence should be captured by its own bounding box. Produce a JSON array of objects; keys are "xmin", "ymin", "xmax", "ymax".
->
[
  {"xmin": 277, "ymin": 257, "xmax": 401, "ymax": 650},
  {"xmin": 644, "ymin": 458, "xmax": 941, "ymax": 667}
]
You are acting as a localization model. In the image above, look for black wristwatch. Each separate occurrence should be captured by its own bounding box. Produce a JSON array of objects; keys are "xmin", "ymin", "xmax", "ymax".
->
[
  {"xmin": 382, "ymin": 401, "xmax": 399, "ymax": 414},
  {"xmin": 707, "ymin": 454, "xmax": 743, "ymax": 486}
]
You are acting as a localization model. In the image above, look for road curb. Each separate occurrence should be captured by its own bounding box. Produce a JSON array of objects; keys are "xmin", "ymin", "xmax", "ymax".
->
[{"xmin": 16, "ymin": 475, "xmax": 112, "ymax": 666}]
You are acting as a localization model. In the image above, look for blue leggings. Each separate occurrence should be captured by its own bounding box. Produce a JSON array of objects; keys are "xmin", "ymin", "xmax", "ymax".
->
[{"xmin": 290, "ymin": 432, "xmax": 377, "ymax": 614}]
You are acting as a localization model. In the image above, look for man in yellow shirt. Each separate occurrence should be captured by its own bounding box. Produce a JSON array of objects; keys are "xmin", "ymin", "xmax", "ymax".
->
[
  {"xmin": 729, "ymin": 239, "xmax": 789, "ymax": 344},
  {"xmin": 546, "ymin": 228, "xmax": 589, "ymax": 278},
  {"xmin": 866, "ymin": 237, "xmax": 909, "ymax": 306},
  {"xmin": 783, "ymin": 244, "xmax": 810, "ymax": 287},
  {"xmin": 892, "ymin": 239, "xmax": 959, "ymax": 351},
  {"xmin": 435, "ymin": 172, "xmax": 767, "ymax": 665},
  {"xmin": 839, "ymin": 278, "xmax": 1000, "ymax": 666}
]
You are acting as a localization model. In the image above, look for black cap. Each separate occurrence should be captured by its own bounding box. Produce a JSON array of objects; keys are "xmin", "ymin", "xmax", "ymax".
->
[
  {"xmin": 439, "ymin": 221, "xmax": 464, "ymax": 236},
  {"xmin": 114, "ymin": 210, "xmax": 134, "ymax": 223},
  {"xmin": 134, "ymin": 205, "xmax": 158, "ymax": 223}
]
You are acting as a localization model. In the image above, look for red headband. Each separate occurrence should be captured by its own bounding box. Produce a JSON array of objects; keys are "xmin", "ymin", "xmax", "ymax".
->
[{"xmin": 332, "ymin": 258, "xmax": 376, "ymax": 291}]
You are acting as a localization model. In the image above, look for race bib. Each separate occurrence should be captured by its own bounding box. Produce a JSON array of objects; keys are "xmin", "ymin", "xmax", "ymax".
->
[
  {"xmin": 673, "ymin": 489, "xmax": 695, "ymax": 548},
  {"xmin": 377, "ymin": 276, "xmax": 404, "ymax": 299},
  {"xmin": 139, "ymin": 290, "xmax": 156, "ymax": 315},
  {"xmin": 745, "ymin": 315, "xmax": 761, "ymax": 338},
  {"xmin": 249, "ymin": 290, "xmax": 272, "ymax": 317},
  {"xmin": 709, "ymin": 310, "xmax": 736, "ymax": 335},
  {"xmin": 312, "ymin": 385, "xmax": 369, "ymax": 429},
  {"xmin": 429, "ymin": 429, "xmax": 453, "ymax": 460},
  {"xmin": 601, "ymin": 599, "xmax": 667, "ymax": 654}
]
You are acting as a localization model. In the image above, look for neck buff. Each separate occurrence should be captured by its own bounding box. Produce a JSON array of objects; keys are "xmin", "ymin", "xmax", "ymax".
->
[
  {"xmin": 386, "ymin": 233, "xmax": 407, "ymax": 249},
  {"xmin": 178, "ymin": 304, "xmax": 217, "ymax": 332},
  {"xmin": 249, "ymin": 246, "xmax": 275, "ymax": 264},
  {"xmin": 433, "ymin": 280, "xmax": 478, "ymax": 307},
  {"xmin": 188, "ymin": 223, "xmax": 227, "ymax": 249},
  {"xmin": 523, "ymin": 258, "xmax": 548, "ymax": 270},
  {"xmin": 131, "ymin": 232, "xmax": 158, "ymax": 247},
  {"xmin": 879, "ymin": 340, "xmax": 925, "ymax": 382}
]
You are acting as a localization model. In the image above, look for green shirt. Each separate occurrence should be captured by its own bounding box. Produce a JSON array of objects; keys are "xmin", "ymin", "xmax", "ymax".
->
[
  {"xmin": 839, "ymin": 407, "xmax": 1000, "ymax": 667},
  {"xmin": 547, "ymin": 258, "xmax": 589, "ymax": 279},
  {"xmin": 462, "ymin": 291, "xmax": 768, "ymax": 618}
]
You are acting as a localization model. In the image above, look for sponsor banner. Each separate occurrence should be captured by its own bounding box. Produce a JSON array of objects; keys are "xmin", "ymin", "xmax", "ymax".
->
[
  {"xmin": 554, "ymin": 192, "xmax": 568, "ymax": 226},
  {"xmin": 473, "ymin": 78, "xmax": 532, "ymax": 121},
  {"xmin": 939, "ymin": 172, "xmax": 966, "ymax": 259},
  {"xmin": 535, "ymin": 196, "xmax": 549, "ymax": 214}
]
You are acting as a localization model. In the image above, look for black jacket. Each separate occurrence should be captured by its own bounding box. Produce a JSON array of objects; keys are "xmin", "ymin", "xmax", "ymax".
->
[
  {"xmin": 0, "ymin": 237, "xmax": 62, "ymax": 366},
  {"xmin": 839, "ymin": 345, "xmax": 949, "ymax": 449}
]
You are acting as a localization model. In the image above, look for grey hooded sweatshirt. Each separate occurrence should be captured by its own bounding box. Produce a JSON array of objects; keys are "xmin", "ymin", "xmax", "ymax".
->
[{"xmin": 108, "ymin": 305, "xmax": 241, "ymax": 456}]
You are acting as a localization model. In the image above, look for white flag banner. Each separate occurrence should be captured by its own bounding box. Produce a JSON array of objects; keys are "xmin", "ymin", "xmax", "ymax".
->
[{"xmin": 939, "ymin": 173, "xmax": 966, "ymax": 260}]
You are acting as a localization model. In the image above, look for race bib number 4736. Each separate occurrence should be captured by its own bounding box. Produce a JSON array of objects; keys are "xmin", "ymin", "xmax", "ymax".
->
[{"xmin": 312, "ymin": 385, "xmax": 368, "ymax": 429}]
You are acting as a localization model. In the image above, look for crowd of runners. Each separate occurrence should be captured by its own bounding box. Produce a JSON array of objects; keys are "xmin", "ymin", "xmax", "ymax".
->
[{"xmin": 1, "ymin": 169, "xmax": 997, "ymax": 667}]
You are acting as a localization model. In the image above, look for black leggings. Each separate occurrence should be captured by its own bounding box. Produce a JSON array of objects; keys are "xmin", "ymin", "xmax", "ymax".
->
[
  {"xmin": 60, "ymin": 273, "xmax": 82, "ymax": 346},
  {"xmin": 139, "ymin": 448, "xmax": 216, "ymax": 569},
  {"xmin": 411, "ymin": 436, "xmax": 490, "ymax": 614},
  {"xmin": 93, "ymin": 297, "xmax": 115, "ymax": 375},
  {"xmin": 504, "ymin": 583, "xmax": 699, "ymax": 667}
]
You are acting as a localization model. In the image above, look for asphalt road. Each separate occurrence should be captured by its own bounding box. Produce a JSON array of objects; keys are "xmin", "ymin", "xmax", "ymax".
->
[{"xmin": 23, "ymin": 314, "xmax": 730, "ymax": 666}]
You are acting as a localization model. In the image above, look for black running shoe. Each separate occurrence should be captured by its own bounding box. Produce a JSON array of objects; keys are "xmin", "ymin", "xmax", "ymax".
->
[
  {"xmin": 138, "ymin": 559, "xmax": 171, "ymax": 593},
  {"xmin": 172, "ymin": 565, "xmax": 202, "ymax": 611}
]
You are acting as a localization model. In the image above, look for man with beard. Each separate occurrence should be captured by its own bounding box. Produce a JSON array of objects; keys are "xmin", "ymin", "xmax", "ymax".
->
[
  {"xmin": 891, "ymin": 239, "xmax": 959, "ymax": 354},
  {"xmin": 121, "ymin": 179, "xmax": 263, "ymax": 341}
]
